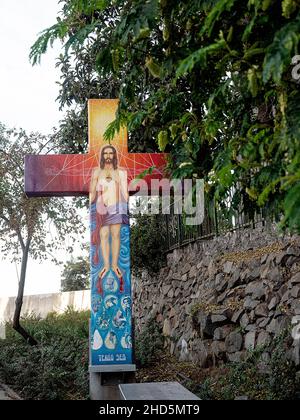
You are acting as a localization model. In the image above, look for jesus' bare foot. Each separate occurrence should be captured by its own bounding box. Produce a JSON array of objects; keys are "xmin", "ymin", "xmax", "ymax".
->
[
  {"xmin": 99, "ymin": 266, "xmax": 110, "ymax": 279},
  {"xmin": 112, "ymin": 265, "xmax": 122, "ymax": 279},
  {"xmin": 112, "ymin": 265, "xmax": 124, "ymax": 292}
]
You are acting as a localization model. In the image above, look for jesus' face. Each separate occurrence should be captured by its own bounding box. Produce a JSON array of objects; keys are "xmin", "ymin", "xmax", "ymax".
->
[
  {"xmin": 103, "ymin": 147, "xmax": 114, "ymax": 164},
  {"xmin": 100, "ymin": 145, "xmax": 118, "ymax": 169}
]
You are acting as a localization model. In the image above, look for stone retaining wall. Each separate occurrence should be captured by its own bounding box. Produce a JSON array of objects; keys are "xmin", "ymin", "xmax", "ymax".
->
[{"xmin": 133, "ymin": 223, "xmax": 300, "ymax": 366}]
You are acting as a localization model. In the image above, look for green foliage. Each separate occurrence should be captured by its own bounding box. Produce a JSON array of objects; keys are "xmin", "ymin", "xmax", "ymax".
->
[
  {"xmin": 263, "ymin": 16, "xmax": 300, "ymax": 83},
  {"xmin": 30, "ymin": 24, "xmax": 68, "ymax": 65},
  {"xmin": 282, "ymin": 181, "xmax": 300, "ymax": 231},
  {"xmin": 31, "ymin": 0, "xmax": 300, "ymax": 233},
  {"xmin": 61, "ymin": 255, "xmax": 90, "ymax": 292},
  {"xmin": 0, "ymin": 125, "xmax": 85, "ymax": 262},
  {"xmin": 282, "ymin": 0, "xmax": 298, "ymax": 18},
  {"xmin": 200, "ymin": 0, "xmax": 239, "ymax": 37},
  {"xmin": 176, "ymin": 36, "xmax": 227, "ymax": 78},
  {"xmin": 0, "ymin": 309, "xmax": 90, "ymax": 400},
  {"xmin": 135, "ymin": 317, "xmax": 163, "ymax": 367},
  {"xmin": 157, "ymin": 130, "xmax": 169, "ymax": 152},
  {"xmin": 130, "ymin": 211, "xmax": 167, "ymax": 275}
]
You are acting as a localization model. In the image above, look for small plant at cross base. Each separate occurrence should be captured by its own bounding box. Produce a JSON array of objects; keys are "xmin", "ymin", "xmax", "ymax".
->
[{"xmin": 135, "ymin": 317, "xmax": 164, "ymax": 367}]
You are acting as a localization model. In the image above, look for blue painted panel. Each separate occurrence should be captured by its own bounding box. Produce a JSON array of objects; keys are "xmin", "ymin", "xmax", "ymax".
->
[{"xmin": 90, "ymin": 203, "xmax": 132, "ymax": 366}]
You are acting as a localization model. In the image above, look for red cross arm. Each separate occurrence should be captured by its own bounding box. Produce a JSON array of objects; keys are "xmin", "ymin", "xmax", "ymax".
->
[
  {"xmin": 25, "ymin": 154, "xmax": 94, "ymax": 197},
  {"xmin": 25, "ymin": 153, "xmax": 168, "ymax": 198}
]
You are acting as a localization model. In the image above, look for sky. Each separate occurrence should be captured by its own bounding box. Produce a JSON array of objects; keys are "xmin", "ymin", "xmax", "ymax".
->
[
  {"xmin": 0, "ymin": 0, "xmax": 88, "ymax": 297},
  {"xmin": 0, "ymin": 0, "xmax": 63, "ymax": 134}
]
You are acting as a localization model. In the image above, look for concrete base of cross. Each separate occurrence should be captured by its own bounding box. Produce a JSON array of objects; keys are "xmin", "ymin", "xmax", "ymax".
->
[{"xmin": 89, "ymin": 366, "xmax": 136, "ymax": 400}]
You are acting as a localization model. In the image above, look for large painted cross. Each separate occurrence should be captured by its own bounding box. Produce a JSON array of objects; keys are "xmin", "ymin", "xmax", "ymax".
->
[{"xmin": 25, "ymin": 99, "xmax": 167, "ymax": 374}]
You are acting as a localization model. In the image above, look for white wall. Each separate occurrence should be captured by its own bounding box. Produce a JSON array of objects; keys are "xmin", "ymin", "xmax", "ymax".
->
[{"xmin": 0, "ymin": 290, "xmax": 91, "ymax": 325}]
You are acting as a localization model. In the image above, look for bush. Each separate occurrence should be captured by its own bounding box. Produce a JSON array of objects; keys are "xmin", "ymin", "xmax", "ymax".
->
[
  {"xmin": 61, "ymin": 256, "xmax": 90, "ymax": 292},
  {"xmin": 0, "ymin": 308, "xmax": 90, "ymax": 400},
  {"xmin": 135, "ymin": 318, "xmax": 164, "ymax": 367},
  {"xmin": 131, "ymin": 213, "xmax": 167, "ymax": 275}
]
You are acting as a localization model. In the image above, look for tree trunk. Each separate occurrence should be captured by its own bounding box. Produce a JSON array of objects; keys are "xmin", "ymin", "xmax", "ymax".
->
[{"xmin": 13, "ymin": 237, "xmax": 38, "ymax": 345}]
